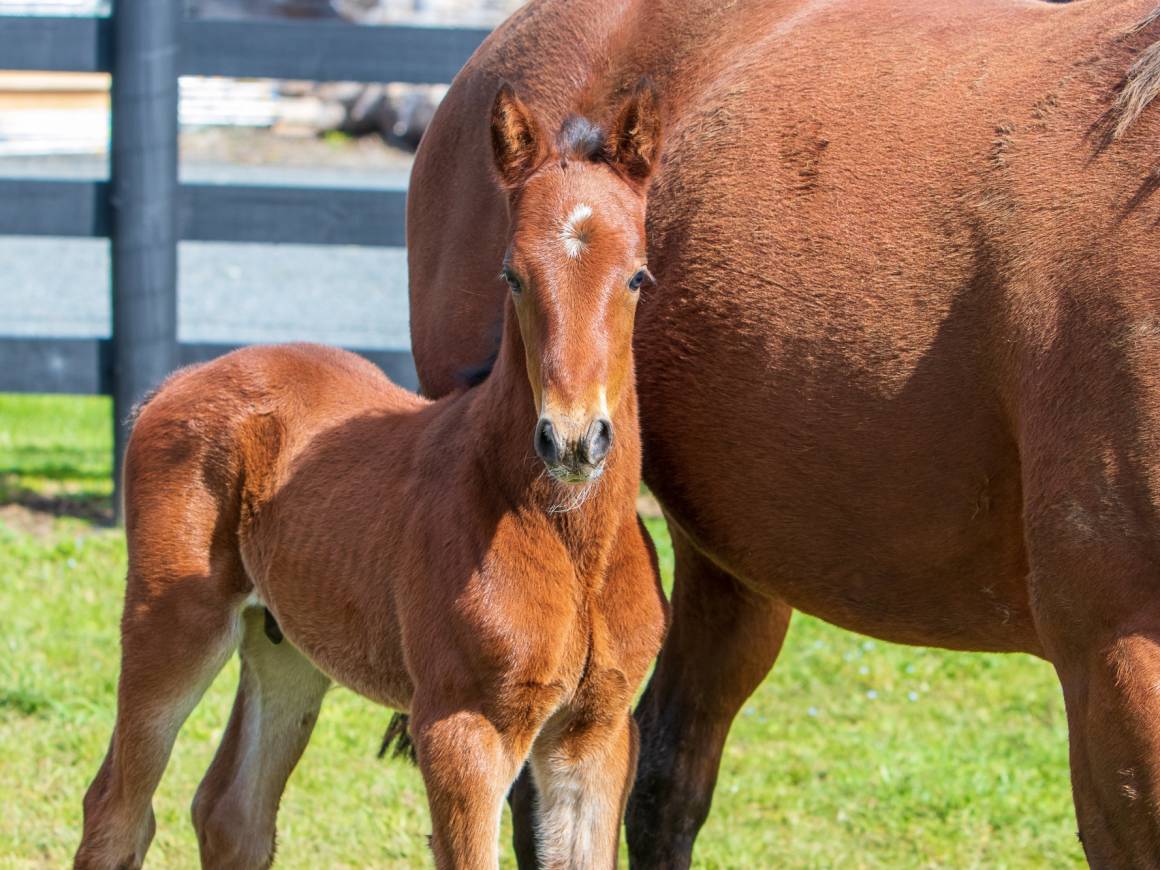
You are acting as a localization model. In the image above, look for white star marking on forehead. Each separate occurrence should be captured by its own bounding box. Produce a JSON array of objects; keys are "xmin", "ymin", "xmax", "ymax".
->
[{"xmin": 559, "ymin": 203, "xmax": 593, "ymax": 260}]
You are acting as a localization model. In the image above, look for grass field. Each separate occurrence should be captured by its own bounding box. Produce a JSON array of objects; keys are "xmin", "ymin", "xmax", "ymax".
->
[{"xmin": 0, "ymin": 394, "xmax": 1084, "ymax": 868}]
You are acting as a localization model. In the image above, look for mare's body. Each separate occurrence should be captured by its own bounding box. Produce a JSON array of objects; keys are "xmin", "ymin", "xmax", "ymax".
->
[{"xmin": 406, "ymin": 0, "xmax": 1160, "ymax": 864}]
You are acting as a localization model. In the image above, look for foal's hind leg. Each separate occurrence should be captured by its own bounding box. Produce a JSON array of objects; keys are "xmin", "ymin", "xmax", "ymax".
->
[
  {"xmin": 191, "ymin": 606, "xmax": 330, "ymax": 869},
  {"xmin": 75, "ymin": 556, "xmax": 245, "ymax": 869},
  {"xmin": 628, "ymin": 527, "xmax": 791, "ymax": 869}
]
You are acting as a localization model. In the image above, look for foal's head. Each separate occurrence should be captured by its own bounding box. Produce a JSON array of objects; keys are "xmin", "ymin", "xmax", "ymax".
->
[{"xmin": 490, "ymin": 82, "xmax": 662, "ymax": 485}]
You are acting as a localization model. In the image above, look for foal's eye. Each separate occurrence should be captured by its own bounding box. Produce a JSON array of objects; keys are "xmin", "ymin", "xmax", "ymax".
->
[
  {"xmin": 628, "ymin": 268, "xmax": 651, "ymax": 292},
  {"xmin": 501, "ymin": 268, "xmax": 522, "ymax": 293}
]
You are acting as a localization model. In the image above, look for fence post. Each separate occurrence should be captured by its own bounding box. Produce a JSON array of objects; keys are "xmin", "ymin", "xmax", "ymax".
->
[{"xmin": 110, "ymin": 0, "xmax": 180, "ymax": 523}]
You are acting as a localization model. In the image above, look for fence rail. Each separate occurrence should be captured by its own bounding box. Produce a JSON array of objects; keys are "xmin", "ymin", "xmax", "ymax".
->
[
  {"xmin": 0, "ymin": 8, "xmax": 489, "ymax": 518},
  {"xmin": 0, "ymin": 179, "xmax": 407, "ymax": 245},
  {"xmin": 0, "ymin": 16, "xmax": 110, "ymax": 73},
  {"xmin": 0, "ymin": 337, "xmax": 418, "ymax": 397},
  {"xmin": 0, "ymin": 16, "xmax": 490, "ymax": 82}
]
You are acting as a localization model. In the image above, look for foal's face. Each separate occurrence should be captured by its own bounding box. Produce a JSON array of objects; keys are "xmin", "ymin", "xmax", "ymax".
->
[
  {"xmin": 503, "ymin": 166, "xmax": 649, "ymax": 484},
  {"xmin": 491, "ymin": 84, "xmax": 661, "ymax": 484}
]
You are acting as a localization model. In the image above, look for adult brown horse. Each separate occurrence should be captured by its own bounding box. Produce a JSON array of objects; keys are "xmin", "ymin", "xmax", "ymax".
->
[
  {"xmin": 75, "ymin": 88, "xmax": 667, "ymax": 869},
  {"xmin": 407, "ymin": 0, "xmax": 1160, "ymax": 865}
]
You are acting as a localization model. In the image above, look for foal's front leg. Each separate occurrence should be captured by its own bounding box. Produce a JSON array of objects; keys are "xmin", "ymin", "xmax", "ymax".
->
[
  {"xmin": 528, "ymin": 710, "xmax": 638, "ymax": 870},
  {"xmin": 411, "ymin": 705, "xmax": 528, "ymax": 870}
]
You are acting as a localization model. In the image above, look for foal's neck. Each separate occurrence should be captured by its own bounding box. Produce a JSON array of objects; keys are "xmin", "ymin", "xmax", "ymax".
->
[{"xmin": 464, "ymin": 305, "xmax": 640, "ymax": 543}]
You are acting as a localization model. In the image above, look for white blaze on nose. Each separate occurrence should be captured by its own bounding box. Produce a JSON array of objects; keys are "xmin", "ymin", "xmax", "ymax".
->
[{"xmin": 559, "ymin": 203, "xmax": 593, "ymax": 259}]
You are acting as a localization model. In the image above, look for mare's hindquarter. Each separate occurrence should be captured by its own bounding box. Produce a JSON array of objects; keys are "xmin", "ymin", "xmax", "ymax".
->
[{"xmin": 409, "ymin": 0, "xmax": 1160, "ymax": 654}]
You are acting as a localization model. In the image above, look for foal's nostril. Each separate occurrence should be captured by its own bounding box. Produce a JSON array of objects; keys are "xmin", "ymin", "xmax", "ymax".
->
[
  {"xmin": 585, "ymin": 418, "xmax": 613, "ymax": 465},
  {"xmin": 535, "ymin": 417, "xmax": 561, "ymax": 465}
]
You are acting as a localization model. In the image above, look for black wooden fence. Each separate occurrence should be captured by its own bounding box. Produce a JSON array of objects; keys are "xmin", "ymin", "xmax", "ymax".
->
[{"xmin": 0, "ymin": 4, "xmax": 488, "ymax": 517}]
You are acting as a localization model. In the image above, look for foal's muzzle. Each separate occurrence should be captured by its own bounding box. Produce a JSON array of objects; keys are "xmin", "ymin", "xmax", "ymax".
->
[{"xmin": 534, "ymin": 415, "xmax": 612, "ymax": 484}]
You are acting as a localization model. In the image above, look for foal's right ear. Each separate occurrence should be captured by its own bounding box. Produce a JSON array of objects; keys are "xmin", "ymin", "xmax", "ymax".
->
[{"xmin": 490, "ymin": 83, "xmax": 546, "ymax": 190}]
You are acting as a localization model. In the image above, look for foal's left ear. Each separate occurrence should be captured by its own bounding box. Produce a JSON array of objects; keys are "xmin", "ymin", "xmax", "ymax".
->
[{"xmin": 606, "ymin": 80, "xmax": 663, "ymax": 185}]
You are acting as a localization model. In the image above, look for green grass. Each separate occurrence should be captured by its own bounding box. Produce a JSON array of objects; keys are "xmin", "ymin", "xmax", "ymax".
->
[
  {"xmin": 0, "ymin": 394, "xmax": 1083, "ymax": 868},
  {"xmin": 0, "ymin": 393, "xmax": 113, "ymax": 523}
]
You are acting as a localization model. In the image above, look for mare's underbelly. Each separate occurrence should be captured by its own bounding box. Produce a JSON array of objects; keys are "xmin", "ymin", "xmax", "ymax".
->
[
  {"xmin": 636, "ymin": 289, "xmax": 1039, "ymax": 654},
  {"xmin": 649, "ymin": 415, "xmax": 1037, "ymax": 652}
]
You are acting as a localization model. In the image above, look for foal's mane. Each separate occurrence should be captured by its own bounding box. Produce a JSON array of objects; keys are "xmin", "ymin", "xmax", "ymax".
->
[
  {"xmin": 1102, "ymin": 6, "xmax": 1160, "ymax": 142},
  {"xmin": 556, "ymin": 114, "xmax": 608, "ymax": 163}
]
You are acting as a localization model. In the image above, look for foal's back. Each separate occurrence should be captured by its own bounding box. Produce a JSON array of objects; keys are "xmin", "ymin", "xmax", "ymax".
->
[
  {"xmin": 129, "ymin": 342, "xmax": 418, "ymax": 475},
  {"xmin": 127, "ymin": 343, "xmax": 420, "ymax": 516}
]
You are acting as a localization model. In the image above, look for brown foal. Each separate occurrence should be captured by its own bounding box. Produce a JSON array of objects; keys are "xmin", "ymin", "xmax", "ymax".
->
[{"xmin": 74, "ymin": 84, "xmax": 666, "ymax": 870}]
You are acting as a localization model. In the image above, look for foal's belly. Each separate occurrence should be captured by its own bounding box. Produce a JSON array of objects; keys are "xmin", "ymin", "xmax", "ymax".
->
[{"xmin": 240, "ymin": 525, "xmax": 415, "ymax": 710}]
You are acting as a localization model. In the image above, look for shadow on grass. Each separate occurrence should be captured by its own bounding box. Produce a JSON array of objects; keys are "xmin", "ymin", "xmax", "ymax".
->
[
  {"xmin": 0, "ymin": 445, "xmax": 111, "ymax": 482},
  {"xmin": 0, "ymin": 687, "xmax": 53, "ymax": 718},
  {"xmin": 0, "ymin": 476, "xmax": 113, "ymax": 527}
]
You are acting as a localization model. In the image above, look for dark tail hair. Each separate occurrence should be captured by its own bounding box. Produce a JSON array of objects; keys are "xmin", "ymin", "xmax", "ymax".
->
[{"xmin": 378, "ymin": 713, "xmax": 418, "ymax": 764}]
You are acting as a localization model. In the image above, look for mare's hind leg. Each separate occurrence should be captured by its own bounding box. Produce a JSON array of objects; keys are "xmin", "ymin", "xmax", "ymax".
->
[
  {"xmin": 627, "ymin": 526, "xmax": 791, "ymax": 869},
  {"xmin": 192, "ymin": 606, "xmax": 330, "ymax": 869},
  {"xmin": 1017, "ymin": 317, "xmax": 1160, "ymax": 866},
  {"xmin": 75, "ymin": 551, "xmax": 245, "ymax": 868},
  {"xmin": 1026, "ymin": 467, "xmax": 1160, "ymax": 865}
]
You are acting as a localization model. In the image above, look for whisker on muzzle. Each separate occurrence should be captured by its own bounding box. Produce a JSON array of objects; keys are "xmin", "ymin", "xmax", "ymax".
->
[{"xmin": 547, "ymin": 477, "xmax": 600, "ymax": 514}]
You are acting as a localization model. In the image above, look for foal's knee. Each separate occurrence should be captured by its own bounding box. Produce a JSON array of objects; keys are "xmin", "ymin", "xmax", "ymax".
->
[
  {"xmin": 192, "ymin": 794, "xmax": 275, "ymax": 870},
  {"xmin": 75, "ymin": 759, "xmax": 156, "ymax": 870}
]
